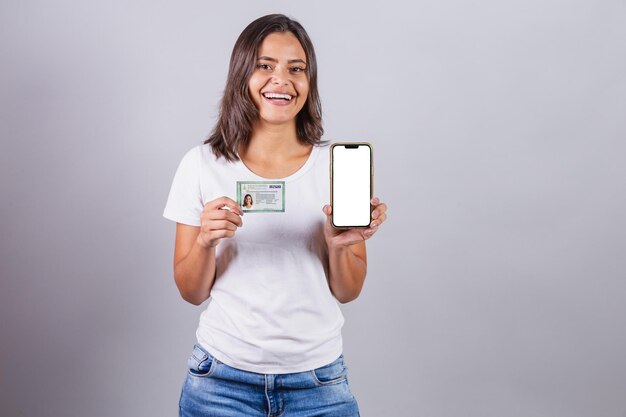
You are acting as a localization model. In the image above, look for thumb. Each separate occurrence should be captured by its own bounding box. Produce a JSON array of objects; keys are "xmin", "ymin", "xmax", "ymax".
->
[{"xmin": 322, "ymin": 204, "xmax": 332, "ymax": 216}]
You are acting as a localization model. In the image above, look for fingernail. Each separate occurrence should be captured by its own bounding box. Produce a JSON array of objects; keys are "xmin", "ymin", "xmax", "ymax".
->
[
  {"xmin": 372, "ymin": 211, "xmax": 379, "ymax": 218},
  {"xmin": 371, "ymin": 222, "xmax": 379, "ymax": 228}
]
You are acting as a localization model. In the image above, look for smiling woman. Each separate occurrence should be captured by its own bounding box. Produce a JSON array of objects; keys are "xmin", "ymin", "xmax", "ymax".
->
[
  {"xmin": 248, "ymin": 32, "xmax": 310, "ymax": 126},
  {"xmin": 204, "ymin": 14, "xmax": 323, "ymax": 162},
  {"xmin": 163, "ymin": 13, "xmax": 388, "ymax": 417}
]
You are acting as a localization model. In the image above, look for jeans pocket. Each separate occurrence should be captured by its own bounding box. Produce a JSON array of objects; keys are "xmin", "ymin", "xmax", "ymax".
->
[
  {"xmin": 311, "ymin": 355, "xmax": 348, "ymax": 386},
  {"xmin": 186, "ymin": 343, "xmax": 218, "ymax": 378}
]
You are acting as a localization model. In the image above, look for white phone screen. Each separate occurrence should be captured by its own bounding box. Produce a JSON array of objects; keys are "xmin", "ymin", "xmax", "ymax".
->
[{"xmin": 331, "ymin": 144, "xmax": 372, "ymax": 228}]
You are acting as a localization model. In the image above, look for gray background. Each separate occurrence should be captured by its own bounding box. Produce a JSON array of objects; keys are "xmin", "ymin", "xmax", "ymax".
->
[{"xmin": 1, "ymin": 0, "xmax": 625, "ymax": 416}]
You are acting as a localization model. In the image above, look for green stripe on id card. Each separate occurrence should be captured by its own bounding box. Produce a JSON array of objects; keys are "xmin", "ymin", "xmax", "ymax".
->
[{"xmin": 237, "ymin": 181, "xmax": 285, "ymax": 212}]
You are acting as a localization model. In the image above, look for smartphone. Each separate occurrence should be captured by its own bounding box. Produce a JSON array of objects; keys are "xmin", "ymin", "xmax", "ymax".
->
[{"xmin": 330, "ymin": 142, "xmax": 373, "ymax": 228}]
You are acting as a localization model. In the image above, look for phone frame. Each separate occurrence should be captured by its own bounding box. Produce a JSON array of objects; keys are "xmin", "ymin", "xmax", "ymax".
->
[{"xmin": 330, "ymin": 142, "xmax": 374, "ymax": 229}]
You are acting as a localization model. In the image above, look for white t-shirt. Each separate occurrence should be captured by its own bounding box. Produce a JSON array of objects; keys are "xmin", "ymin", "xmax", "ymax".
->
[{"xmin": 163, "ymin": 143, "xmax": 344, "ymax": 374}]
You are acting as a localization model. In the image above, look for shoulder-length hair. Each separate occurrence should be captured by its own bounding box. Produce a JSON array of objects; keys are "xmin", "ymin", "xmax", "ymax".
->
[{"xmin": 204, "ymin": 14, "xmax": 324, "ymax": 161}]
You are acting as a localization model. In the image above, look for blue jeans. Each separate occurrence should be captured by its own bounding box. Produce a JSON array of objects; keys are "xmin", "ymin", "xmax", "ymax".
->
[{"xmin": 179, "ymin": 343, "xmax": 360, "ymax": 417}]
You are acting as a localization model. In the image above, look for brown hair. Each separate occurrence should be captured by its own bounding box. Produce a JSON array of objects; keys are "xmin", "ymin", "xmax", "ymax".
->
[{"xmin": 204, "ymin": 14, "xmax": 324, "ymax": 161}]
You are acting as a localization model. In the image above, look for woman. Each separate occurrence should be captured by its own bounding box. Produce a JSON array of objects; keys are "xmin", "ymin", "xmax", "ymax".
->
[
  {"xmin": 242, "ymin": 194, "xmax": 253, "ymax": 209},
  {"xmin": 164, "ymin": 14, "xmax": 387, "ymax": 417}
]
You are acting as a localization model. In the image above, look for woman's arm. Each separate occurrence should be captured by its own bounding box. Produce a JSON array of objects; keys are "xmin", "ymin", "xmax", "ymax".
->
[
  {"xmin": 326, "ymin": 241, "xmax": 367, "ymax": 303},
  {"xmin": 323, "ymin": 197, "xmax": 388, "ymax": 303},
  {"xmin": 172, "ymin": 197, "xmax": 243, "ymax": 305},
  {"xmin": 173, "ymin": 224, "xmax": 217, "ymax": 305}
]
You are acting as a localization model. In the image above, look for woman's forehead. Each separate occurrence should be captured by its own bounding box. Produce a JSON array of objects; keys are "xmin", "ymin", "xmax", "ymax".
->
[{"xmin": 257, "ymin": 32, "xmax": 306, "ymax": 61}]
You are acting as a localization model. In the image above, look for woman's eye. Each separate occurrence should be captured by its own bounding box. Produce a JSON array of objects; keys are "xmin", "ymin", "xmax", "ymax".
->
[
  {"xmin": 290, "ymin": 67, "xmax": 305, "ymax": 73},
  {"xmin": 257, "ymin": 63, "xmax": 272, "ymax": 70}
]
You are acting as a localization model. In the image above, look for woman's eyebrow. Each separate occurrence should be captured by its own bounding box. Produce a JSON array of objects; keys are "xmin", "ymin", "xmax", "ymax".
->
[{"xmin": 257, "ymin": 56, "xmax": 306, "ymax": 65}]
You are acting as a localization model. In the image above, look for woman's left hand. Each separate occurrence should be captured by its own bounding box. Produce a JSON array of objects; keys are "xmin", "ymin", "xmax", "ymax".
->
[{"xmin": 322, "ymin": 197, "xmax": 388, "ymax": 247}]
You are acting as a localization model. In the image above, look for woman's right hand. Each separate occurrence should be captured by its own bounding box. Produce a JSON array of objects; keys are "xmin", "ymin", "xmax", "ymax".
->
[{"xmin": 197, "ymin": 196, "xmax": 244, "ymax": 248}]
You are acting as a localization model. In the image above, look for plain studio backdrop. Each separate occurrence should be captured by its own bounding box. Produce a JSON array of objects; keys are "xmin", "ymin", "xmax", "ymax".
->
[{"xmin": 1, "ymin": 1, "xmax": 625, "ymax": 416}]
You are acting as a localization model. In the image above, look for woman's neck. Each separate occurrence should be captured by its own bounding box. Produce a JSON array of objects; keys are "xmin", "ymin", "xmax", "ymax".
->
[
  {"xmin": 242, "ymin": 120, "xmax": 309, "ymax": 162},
  {"xmin": 238, "ymin": 119, "xmax": 313, "ymax": 178}
]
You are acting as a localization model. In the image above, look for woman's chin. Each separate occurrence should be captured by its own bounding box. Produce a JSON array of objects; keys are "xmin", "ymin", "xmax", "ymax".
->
[{"xmin": 257, "ymin": 112, "xmax": 300, "ymax": 127}]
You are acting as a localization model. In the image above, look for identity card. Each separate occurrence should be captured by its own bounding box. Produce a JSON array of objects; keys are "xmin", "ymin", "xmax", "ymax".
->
[{"xmin": 237, "ymin": 181, "xmax": 285, "ymax": 212}]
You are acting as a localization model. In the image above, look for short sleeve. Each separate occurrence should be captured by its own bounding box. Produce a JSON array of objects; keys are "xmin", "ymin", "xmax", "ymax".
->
[{"xmin": 163, "ymin": 146, "xmax": 203, "ymax": 226}]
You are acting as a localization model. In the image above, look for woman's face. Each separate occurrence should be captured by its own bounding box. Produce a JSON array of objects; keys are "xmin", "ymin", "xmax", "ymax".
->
[
  {"xmin": 244, "ymin": 195, "xmax": 252, "ymax": 205},
  {"xmin": 248, "ymin": 32, "xmax": 309, "ymax": 127}
]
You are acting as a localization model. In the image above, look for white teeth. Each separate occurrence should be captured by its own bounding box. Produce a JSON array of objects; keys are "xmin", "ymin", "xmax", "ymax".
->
[{"xmin": 263, "ymin": 92, "xmax": 292, "ymax": 100}]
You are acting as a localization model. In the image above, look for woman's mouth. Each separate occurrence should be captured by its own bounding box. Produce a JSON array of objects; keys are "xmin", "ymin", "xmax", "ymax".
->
[{"xmin": 262, "ymin": 92, "xmax": 294, "ymax": 106}]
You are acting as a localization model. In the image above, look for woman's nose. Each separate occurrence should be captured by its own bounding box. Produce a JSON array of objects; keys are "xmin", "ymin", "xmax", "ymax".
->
[{"xmin": 271, "ymin": 67, "xmax": 289, "ymax": 85}]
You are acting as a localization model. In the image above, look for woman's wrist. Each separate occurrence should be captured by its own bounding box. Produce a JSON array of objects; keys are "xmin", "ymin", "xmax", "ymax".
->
[
  {"xmin": 326, "ymin": 237, "xmax": 351, "ymax": 251},
  {"xmin": 196, "ymin": 234, "xmax": 217, "ymax": 250}
]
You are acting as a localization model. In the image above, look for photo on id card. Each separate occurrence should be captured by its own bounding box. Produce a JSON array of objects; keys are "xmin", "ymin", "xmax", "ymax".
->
[{"xmin": 237, "ymin": 181, "xmax": 285, "ymax": 212}]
